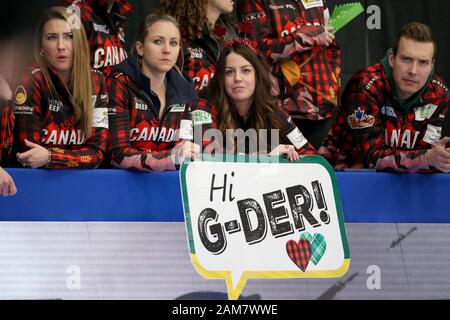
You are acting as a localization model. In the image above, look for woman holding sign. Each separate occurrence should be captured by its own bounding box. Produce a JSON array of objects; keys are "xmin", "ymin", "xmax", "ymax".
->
[
  {"xmin": 13, "ymin": 7, "xmax": 109, "ymax": 169},
  {"xmin": 106, "ymin": 14, "xmax": 211, "ymax": 172},
  {"xmin": 206, "ymin": 39, "xmax": 316, "ymax": 160}
]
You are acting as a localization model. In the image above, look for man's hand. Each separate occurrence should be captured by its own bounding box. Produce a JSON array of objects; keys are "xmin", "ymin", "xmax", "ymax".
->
[
  {"xmin": 16, "ymin": 139, "xmax": 50, "ymax": 168},
  {"xmin": 426, "ymin": 137, "xmax": 450, "ymax": 172},
  {"xmin": 0, "ymin": 167, "xmax": 17, "ymax": 196}
]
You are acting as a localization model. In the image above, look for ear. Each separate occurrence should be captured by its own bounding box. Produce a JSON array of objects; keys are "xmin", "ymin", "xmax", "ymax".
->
[
  {"xmin": 40, "ymin": 49, "xmax": 45, "ymax": 57},
  {"xmin": 388, "ymin": 50, "xmax": 395, "ymax": 68},
  {"xmin": 135, "ymin": 41, "xmax": 144, "ymax": 57}
]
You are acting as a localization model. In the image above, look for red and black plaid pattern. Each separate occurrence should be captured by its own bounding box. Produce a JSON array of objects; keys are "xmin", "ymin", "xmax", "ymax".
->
[
  {"xmin": 236, "ymin": 0, "xmax": 341, "ymax": 120},
  {"xmin": 286, "ymin": 238, "xmax": 311, "ymax": 271},
  {"xmin": 106, "ymin": 73, "xmax": 212, "ymax": 171},
  {"xmin": 0, "ymin": 101, "xmax": 13, "ymax": 165},
  {"xmin": 65, "ymin": 0, "xmax": 133, "ymax": 76},
  {"xmin": 13, "ymin": 64, "xmax": 109, "ymax": 169},
  {"xmin": 277, "ymin": 102, "xmax": 317, "ymax": 155},
  {"xmin": 320, "ymin": 63, "xmax": 450, "ymax": 173},
  {"xmin": 182, "ymin": 22, "xmax": 235, "ymax": 97}
]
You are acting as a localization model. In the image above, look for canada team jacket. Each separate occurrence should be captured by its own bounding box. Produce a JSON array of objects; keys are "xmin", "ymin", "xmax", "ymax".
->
[
  {"xmin": 65, "ymin": 0, "xmax": 133, "ymax": 76},
  {"xmin": 107, "ymin": 58, "xmax": 212, "ymax": 172},
  {"xmin": 13, "ymin": 64, "xmax": 109, "ymax": 169},
  {"xmin": 320, "ymin": 62, "xmax": 450, "ymax": 173},
  {"xmin": 182, "ymin": 21, "xmax": 237, "ymax": 97},
  {"xmin": 0, "ymin": 100, "xmax": 13, "ymax": 165},
  {"xmin": 236, "ymin": 0, "xmax": 341, "ymax": 120}
]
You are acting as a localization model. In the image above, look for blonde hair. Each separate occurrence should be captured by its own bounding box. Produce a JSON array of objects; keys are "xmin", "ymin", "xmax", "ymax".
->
[{"xmin": 34, "ymin": 6, "xmax": 93, "ymax": 139}]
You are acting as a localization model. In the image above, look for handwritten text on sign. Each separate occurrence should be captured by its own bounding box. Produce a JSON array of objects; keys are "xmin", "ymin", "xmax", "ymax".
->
[{"xmin": 180, "ymin": 156, "xmax": 350, "ymax": 300}]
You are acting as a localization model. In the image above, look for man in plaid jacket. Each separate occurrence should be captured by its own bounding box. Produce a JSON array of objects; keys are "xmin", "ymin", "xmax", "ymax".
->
[
  {"xmin": 236, "ymin": 0, "xmax": 341, "ymax": 148},
  {"xmin": 320, "ymin": 22, "xmax": 450, "ymax": 173},
  {"xmin": 65, "ymin": 0, "xmax": 133, "ymax": 76}
]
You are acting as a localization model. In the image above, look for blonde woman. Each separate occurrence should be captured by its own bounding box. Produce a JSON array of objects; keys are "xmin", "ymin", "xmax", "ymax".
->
[
  {"xmin": 107, "ymin": 14, "xmax": 209, "ymax": 172},
  {"xmin": 14, "ymin": 6, "xmax": 108, "ymax": 169}
]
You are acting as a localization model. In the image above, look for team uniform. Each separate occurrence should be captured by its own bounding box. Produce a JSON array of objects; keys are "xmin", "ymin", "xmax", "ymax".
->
[
  {"xmin": 13, "ymin": 64, "xmax": 109, "ymax": 169},
  {"xmin": 107, "ymin": 57, "xmax": 212, "ymax": 171},
  {"xmin": 182, "ymin": 21, "xmax": 237, "ymax": 97},
  {"xmin": 320, "ymin": 55, "xmax": 450, "ymax": 173},
  {"xmin": 236, "ymin": 0, "xmax": 341, "ymax": 146},
  {"xmin": 65, "ymin": 0, "xmax": 133, "ymax": 76},
  {"xmin": 0, "ymin": 99, "xmax": 13, "ymax": 166}
]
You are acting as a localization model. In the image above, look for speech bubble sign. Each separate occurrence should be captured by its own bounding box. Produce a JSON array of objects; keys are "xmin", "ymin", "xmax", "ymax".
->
[{"xmin": 180, "ymin": 155, "xmax": 350, "ymax": 300}]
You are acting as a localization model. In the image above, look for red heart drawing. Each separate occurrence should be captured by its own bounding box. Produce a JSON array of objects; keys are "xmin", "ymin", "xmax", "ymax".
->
[{"xmin": 286, "ymin": 239, "xmax": 312, "ymax": 271}]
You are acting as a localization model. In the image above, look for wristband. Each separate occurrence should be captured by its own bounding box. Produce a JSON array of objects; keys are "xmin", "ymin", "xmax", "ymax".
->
[{"xmin": 45, "ymin": 149, "xmax": 52, "ymax": 168}]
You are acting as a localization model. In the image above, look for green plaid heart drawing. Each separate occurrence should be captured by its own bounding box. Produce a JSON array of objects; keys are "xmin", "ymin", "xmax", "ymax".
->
[{"xmin": 300, "ymin": 232, "xmax": 326, "ymax": 265}]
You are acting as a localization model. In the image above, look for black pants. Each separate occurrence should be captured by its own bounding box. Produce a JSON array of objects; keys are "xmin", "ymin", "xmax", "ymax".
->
[{"xmin": 293, "ymin": 118, "xmax": 332, "ymax": 149}]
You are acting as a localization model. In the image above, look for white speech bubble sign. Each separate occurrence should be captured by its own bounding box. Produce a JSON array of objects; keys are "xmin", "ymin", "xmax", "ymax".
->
[{"xmin": 180, "ymin": 155, "xmax": 350, "ymax": 300}]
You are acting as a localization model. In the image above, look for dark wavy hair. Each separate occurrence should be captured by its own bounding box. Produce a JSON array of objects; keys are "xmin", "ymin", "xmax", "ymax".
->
[
  {"xmin": 158, "ymin": 0, "xmax": 238, "ymax": 38},
  {"xmin": 207, "ymin": 41, "xmax": 281, "ymax": 148}
]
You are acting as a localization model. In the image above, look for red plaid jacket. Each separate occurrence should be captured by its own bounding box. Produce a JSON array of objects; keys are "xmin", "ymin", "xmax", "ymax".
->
[
  {"xmin": 182, "ymin": 21, "xmax": 237, "ymax": 97},
  {"xmin": 65, "ymin": 0, "xmax": 133, "ymax": 76},
  {"xmin": 107, "ymin": 58, "xmax": 213, "ymax": 172},
  {"xmin": 0, "ymin": 100, "xmax": 13, "ymax": 165},
  {"xmin": 13, "ymin": 64, "xmax": 109, "ymax": 169},
  {"xmin": 236, "ymin": 0, "xmax": 341, "ymax": 120},
  {"xmin": 320, "ymin": 62, "xmax": 450, "ymax": 173}
]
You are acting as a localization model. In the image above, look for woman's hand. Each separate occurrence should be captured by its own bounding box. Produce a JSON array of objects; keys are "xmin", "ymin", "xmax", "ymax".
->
[
  {"xmin": 0, "ymin": 167, "xmax": 17, "ymax": 196},
  {"xmin": 16, "ymin": 139, "xmax": 50, "ymax": 168},
  {"xmin": 269, "ymin": 144, "xmax": 299, "ymax": 161},
  {"xmin": 174, "ymin": 141, "xmax": 201, "ymax": 164},
  {"xmin": 0, "ymin": 74, "xmax": 12, "ymax": 101}
]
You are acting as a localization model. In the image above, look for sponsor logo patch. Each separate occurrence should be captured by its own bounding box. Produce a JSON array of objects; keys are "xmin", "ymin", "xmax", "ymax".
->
[
  {"xmin": 347, "ymin": 107, "xmax": 375, "ymax": 129},
  {"xmin": 423, "ymin": 124, "xmax": 442, "ymax": 145},
  {"xmin": 301, "ymin": 0, "xmax": 323, "ymax": 9},
  {"xmin": 188, "ymin": 47, "xmax": 204, "ymax": 59},
  {"xmin": 414, "ymin": 104, "xmax": 438, "ymax": 121},
  {"xmin": 48, "ymin": 99, "xmax": 64, "ymax": 113},
  {"xmin": 170, "ymin": 104, "xmax": 186, "ymax": 113},
  {"xmin": 93, "ymin": 108, "xmax": 109, "ymax": 129},
  {"xmin": 287, "ymin": 127, "xmax": 308, "ymax": 149},
  {"xmin": 191, "ymin": 110, "xmax": 212, "ymax": 125},
  {"xmin": 14, "ymin": 86, "xmax": 27, "ymax": 105},
  {"xmin": 380, "ymin": 105, "xmax": 397, "ymax": 118},
  {"xmin": 134, "ymin": 97, "xmax": 148, "ymax": 111}
]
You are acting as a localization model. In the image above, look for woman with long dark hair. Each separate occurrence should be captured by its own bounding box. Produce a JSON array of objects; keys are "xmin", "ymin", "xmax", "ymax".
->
[{"xmin": 207, "ymin": 39, "xmax": 316, "ymax": 160}]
